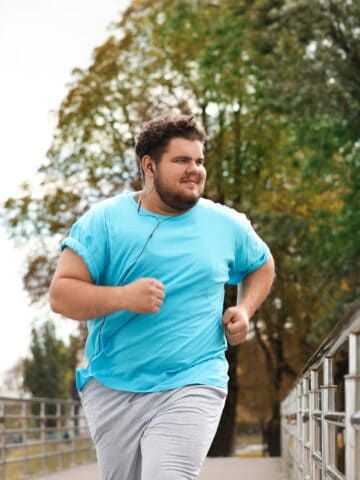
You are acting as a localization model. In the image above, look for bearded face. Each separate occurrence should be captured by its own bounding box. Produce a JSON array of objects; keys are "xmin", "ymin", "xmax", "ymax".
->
[{"xmin": 151, "ymin": 137, "xmax": 206, "ymax": 212}]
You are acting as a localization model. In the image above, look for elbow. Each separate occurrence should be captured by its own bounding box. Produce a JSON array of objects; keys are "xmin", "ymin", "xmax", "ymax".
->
[
  {"xmin": 50, "ymin": 297, "xmax": 61, "ymax": 315},
  {"xmin": 49, "ymin": 279, "xmax": 88, "ymax": 321},
  {"xmin": 260, "ymin": 254, "xmax": 276, "ymax": 289},
  {"xmin": 269, "ymin": 261, "xmax": 276, "ymax": 291},
  {"xmin": 269, "ymin": 254, "xmax": 276, "ymax": 281},
  {"xmin": 49, "ymin": 281, "xmax": 62, "ymax": 315},
  {"xmin": 49, "ymin": 278, "xmax": 68, "ymax": 316}
]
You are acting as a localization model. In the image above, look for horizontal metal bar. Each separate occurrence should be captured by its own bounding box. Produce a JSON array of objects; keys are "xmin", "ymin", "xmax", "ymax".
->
[
  {"xmin": 4, "ymin": 424, "xmax": 85, "ymax": 431},
  {"xmin": 3, "ymin": 442, "xmax": 90, "ymax": 452},
  {"xmin": 351, "ymin": 410, "xmax": 360, "ymax": 430},
  {"xmin": 309, "ymin": 389, "xmax": 321, "ymax": 394},
  {"xmin": 0, "ymin": 445, "xmax": 94, "ymax": 466},
  {"xmin": 325, "ymin": 412, "xmax": 345, "ymax": 428},
  {"xmin": 0, "ymin": 443, "xmax": 95, "ymax": 465},
  {"xmin": 301, "ymin": 303, "xmax": 360, "ymax": 375},
  {"xmin": 312, "ymin": 451, "xmax": 322, "ymax": 468},
  {"xmin": 1, "ymin": 436, "xmax": 90, "ymax": 447},
  {"xmin": 280, "ymin": 306, "xmax": 360, "ymax": 480},
  {"xmin": 0, "ymin": 428, "xmax": 87, "ymax": 438},
  {"xmin": 2, "ymin": 434, "xmax": 92, "ymax": 446},
  {"xmin": 0, "ymin": 395, "xmax": 80, "ymax": 405},
  {"xmin": 312, "ymin": 411, "xmax": 322, "ymax": 421},
  {"xmin": 2, "ymin": 414, "xmax": 82, "ymax": 421},
  {"xmin": 326, "ymin": 465, "xmax": 345, "ymax": 480},
  {"xmin": 0, "ymin": 396, "xmax": 94, "ymax": 479}
]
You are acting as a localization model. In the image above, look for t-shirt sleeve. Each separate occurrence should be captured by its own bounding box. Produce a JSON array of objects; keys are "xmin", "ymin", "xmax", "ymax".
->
[
  {"xmin": 60, "ymin": 205, "xmax": 109, "ymax": 285},
  {"xmin": 228, "ymin": 213, "xmax": 271, "ymax": 285}
]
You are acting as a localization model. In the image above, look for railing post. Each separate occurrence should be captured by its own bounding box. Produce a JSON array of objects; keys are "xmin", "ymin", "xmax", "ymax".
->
[
  {"xmin": 40, "ymin": 400, "xmax": 47, "ymax": 474},
  {"xmin": 56, "ymin": 401, "xmax": 63, "ymax": 471},
  {"xmin": 282, "ymin": 390, "xmax": 295, "ymax": 479},
  {"xmin": 296, "ymin": 383, "xmax": 303, "ymax": 480},
  {"xmin": 310, "ymin": 369, "xmax": 321, "ymax": 480},
  {"xmin": 302, "ymin": 376, "xmax": 311, "ymax": 479},
  {"xmin": 71, "ymin": 402, "xmax": 76, "ymax": 466},
  {"xmin": 309, "ymin": 371, "xmax": 315, "ymax": 479},
  {"xmin": 281, "ymin": 304, "xmax": 360, "ymax": 480},
  {"xmin": 21, "ymin": 401, "xmax": 29, "ymax": 479},
  {"xmin": 345, "ymin": 333, "xmax": 360, "ymax": 480},
  {"xmin": 321, "ymin": 356, "xmax": 336, "ymax": 480},
  {"xmin": 0, "ymin": 400, "xmax": 5, "ymax": 480},
  {"xmin": 0, "ymin": 394, "xmax": 94, "ymax": 477}
]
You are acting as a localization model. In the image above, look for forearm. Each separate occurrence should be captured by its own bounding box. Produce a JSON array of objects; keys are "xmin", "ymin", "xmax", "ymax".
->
[
  {"xmin": 50, "ymin": 278, "xmax": 126, "ymax": 321},
  {"xmin": 222, "ymin": 256, "xmax": 275, "ymax": 346},
  {"xmin": 238, "ymin": 255, "xmax": 275, "ymax": 317}
]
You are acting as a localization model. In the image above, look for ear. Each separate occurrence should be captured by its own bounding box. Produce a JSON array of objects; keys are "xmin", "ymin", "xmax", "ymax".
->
[{"xmin": 141, "ymin": 155, "xmax": 154, "ymax": 177}]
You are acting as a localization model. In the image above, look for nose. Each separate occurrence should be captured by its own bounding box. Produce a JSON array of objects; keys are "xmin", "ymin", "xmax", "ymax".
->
[{"xmin": 186, "ymin": 160, "xmax": 202, "ymax": 173}]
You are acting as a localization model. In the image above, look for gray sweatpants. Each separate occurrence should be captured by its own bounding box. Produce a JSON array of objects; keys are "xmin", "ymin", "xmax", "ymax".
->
[{"xmin": 80, "ymin": 379, "xmax": 227, "ymax": 480}]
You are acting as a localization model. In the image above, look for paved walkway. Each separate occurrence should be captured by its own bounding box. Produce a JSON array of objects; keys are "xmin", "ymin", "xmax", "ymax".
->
[{"xmin": 39, "ymin": 457, "xmax": 287, "ymax": 480}]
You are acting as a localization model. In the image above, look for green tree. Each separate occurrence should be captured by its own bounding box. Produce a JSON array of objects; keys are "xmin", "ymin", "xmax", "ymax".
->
[
  {"xmin": 4, "ymin": 0, "xmax": 358, "ymax": 456},
  {"xmin": 251, "ymin": 0, "xmax": 360, "ymax": 314},
  {"xmin": 23, "ymin": 321, "xmax": 72, "ymax": 399}
]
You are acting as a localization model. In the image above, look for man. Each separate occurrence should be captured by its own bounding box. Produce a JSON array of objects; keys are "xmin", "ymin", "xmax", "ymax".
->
[{"xmin": 50, "ymin": 113, "xmax": 275, "ymax": 480}]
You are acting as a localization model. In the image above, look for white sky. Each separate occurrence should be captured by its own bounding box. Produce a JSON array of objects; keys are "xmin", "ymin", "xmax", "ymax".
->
[{"xmin": 0, "ymin": 0, "xmax": 130, "ymax": 379}]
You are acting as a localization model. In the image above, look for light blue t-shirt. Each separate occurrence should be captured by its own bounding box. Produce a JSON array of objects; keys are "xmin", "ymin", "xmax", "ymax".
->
[{"xmin": 61, "ymin": 192, "xmax": 270, "ymax": 392}]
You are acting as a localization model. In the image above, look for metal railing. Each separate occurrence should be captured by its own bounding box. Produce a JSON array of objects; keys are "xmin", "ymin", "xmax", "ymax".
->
[
  {"xmin": 0, "ymin": 394, "xmax": 95, "ymax": 479},
  {"xmin": 281, "ymin": 302, "xmax": 360, "ymax": 480}
]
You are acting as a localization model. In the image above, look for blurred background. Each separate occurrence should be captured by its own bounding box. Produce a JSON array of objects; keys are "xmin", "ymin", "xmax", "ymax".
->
[{"xmin": 1, "ymin": 0, "xmax": 359, "ymax": 463}]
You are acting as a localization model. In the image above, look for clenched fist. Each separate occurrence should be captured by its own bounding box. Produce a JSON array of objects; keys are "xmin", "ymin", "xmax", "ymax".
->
[
  {"xmin": 122, "ymin": 278, "xmax": 165, "ymax": 314},
  {"xmin": 222, "ymin": 305, "xmax": 249, "ymax": 346}
]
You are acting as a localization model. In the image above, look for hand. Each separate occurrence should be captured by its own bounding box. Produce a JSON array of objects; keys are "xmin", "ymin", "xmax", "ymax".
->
[
  {"xmin": 122, "ymin": 278, "xmax": 165, "ymax": 314},
  {"xmin": 222, "ymin": 305, "xmax": 250, "ymax": 346}
]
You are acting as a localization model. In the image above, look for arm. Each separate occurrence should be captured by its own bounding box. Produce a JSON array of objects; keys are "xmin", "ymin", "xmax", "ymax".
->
[
  {"xmin": 49, "ymin": 248, "xmax": 165, "ymax": 321},
  {"xmin": 222, "ymin": 255, "xmax": 275, "ymax": 346}
]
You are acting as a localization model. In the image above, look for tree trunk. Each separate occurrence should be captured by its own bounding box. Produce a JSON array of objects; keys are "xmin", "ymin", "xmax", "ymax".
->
[
  {"xmin": 264, "ymin": 403, "xmax": 281, "ymax": 456},
  {"xmin": 208, "ymin": 286, "xmax": 238, "ymax": 456},
  {"xmin": 208, "ymin": 346, "xmax": 238, "ymax": 456}
]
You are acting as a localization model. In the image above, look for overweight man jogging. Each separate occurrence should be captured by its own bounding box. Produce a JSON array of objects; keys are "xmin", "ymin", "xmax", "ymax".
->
[{"xmin": 50, "ymin": 113, "xmax": 275, "ymax": 480}]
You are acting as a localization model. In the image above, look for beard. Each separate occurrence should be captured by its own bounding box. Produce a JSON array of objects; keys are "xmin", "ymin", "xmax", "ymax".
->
[{"xmin": 153, "ymin": 173, "xmax": 203, "ymax": 212}]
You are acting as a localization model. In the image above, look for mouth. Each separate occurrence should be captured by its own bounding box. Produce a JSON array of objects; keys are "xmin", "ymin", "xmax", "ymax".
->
[{"xmin": 181, "ymin": 178, "xmax": 199, "ymax": 184}]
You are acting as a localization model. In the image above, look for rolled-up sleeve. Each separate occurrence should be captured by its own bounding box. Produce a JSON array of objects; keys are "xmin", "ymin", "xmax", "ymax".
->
[
  {"xmin": 61, "ymin": 205, "xmax": 109, "ymax": 284},
  {"xmin": 228, "ymin": 213, "xmax": 270, "ymax": 284}
]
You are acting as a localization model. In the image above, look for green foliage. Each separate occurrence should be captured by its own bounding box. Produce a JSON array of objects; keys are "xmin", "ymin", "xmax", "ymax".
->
[
  {"xmin": 3, "ymin": 0, "xmax": 359, "ymax": 455},
  {"xmin": 23, "ymin": 321, "xmax": 75, "ymax": 399}
]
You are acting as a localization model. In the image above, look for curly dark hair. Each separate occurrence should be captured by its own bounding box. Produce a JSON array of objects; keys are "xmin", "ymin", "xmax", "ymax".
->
[{"xmin": 135, "ymin": 113, "xmax": 206, "ymax": 164}]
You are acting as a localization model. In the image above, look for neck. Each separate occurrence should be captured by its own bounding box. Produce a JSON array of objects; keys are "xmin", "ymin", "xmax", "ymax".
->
[{"xmin": 138, "ymin": 188, "xmax": 187, "ymax": 216}]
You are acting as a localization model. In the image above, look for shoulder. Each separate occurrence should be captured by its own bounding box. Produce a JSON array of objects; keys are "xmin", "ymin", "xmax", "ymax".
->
[
  {"xmin": 197, "ymin": 198, "xmax": 247, "ymax": 225},
  {"xmin": 81, "ymin": 192, "xmax": 131, "ymax": 221}
]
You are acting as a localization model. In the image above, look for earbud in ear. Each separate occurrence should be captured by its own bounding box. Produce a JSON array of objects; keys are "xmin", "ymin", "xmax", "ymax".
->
[{"xmin": 147, "ymin": 164, "xmax": 154, "ymax": 173}]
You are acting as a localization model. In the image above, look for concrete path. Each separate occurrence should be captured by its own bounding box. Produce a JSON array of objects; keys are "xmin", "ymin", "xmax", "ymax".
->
[{"xmin": 39, "ymin": 457, "xmax": 287, "ymax": 480}]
